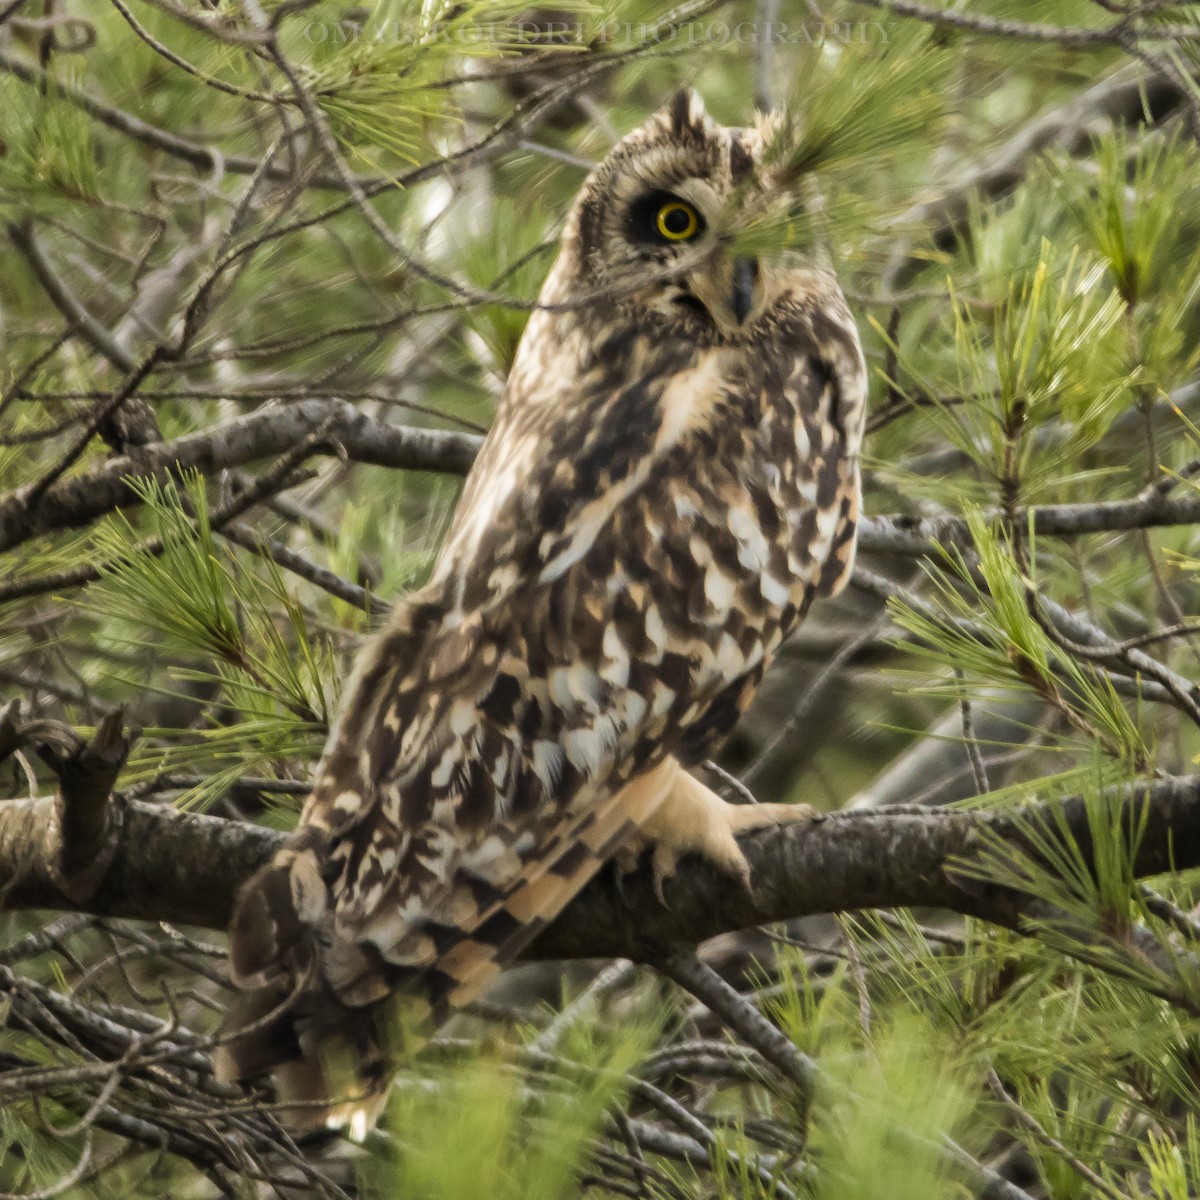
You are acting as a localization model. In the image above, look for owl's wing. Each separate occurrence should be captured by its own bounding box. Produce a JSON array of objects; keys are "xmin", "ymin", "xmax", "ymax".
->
[
  {"xmin": 217, "ymin": 347, "xmax": 737, "ymax": 1120},
  {"xmin": 317, "ymin": 749, "xmax": 680, "ymax": 1023}
]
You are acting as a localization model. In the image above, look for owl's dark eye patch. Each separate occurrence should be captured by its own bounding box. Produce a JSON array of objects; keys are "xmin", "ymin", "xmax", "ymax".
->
[{"xmin": 627, "ymin": 191, "xmax": 706, "ymax": 247}]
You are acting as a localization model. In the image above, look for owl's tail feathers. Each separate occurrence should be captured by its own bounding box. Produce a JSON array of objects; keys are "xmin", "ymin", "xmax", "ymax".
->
[
  {"xmin": 226, "ymin": 837, "xmax": 327, "ymax": 992},
  {"xmin": 215, "ymin": 839, "xmax": 390, "ymax": 1137},
  {"xmin": 214, "ymin": 979, "xmax": 390, "ymax": 1137}
]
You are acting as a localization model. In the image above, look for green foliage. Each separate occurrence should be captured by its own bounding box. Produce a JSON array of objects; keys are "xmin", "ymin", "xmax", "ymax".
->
[
  {"xmin": 5, "ymin": 0, "xmax": 1200, "ymax": 1197},
  {"xmin": 1052, "ymin": 130, "xmax": 1200, "ymax": 394},
  {"xmin": 734, "ymin": 25, "xmax": 949, "ymax": 259},
  {"xmin": 1053, "ymin": 131, "xmax": 1200, "ymax": 313},
  {"xmin": 457, "ymin": 198, "xmax": 556, "ymax": 373},
  {"xmin": 915, "ymin": 243, "xmax": 1131, "ymax": 504},
  {"xmin": 87, "ymin": 474, "xmax": 333, "ymax": 808},
  {"xmin": 808, "ymin": 1014, "xmax": 971, "ymax": 1200},
  {"xmin": 1139, "ymin": 1121, "xmax": 1200, "ymax": 1200},
  {"xmin": 962, "ymin": 781, "xmax": 1152, "ymax": 957},
  {"xmin": 889, "ymin": 512, "xmax": 1149, "ymax": 766},
  {"xmin": 365, "ymin": 1018, "xmax": 658, "ymax": 1200},
  {"xmin": 776, "ymin": 26, "xmax": 949, "ymax": 183},
  {"xmin": 0, "ymin": 78, "xmax": 100, "ymax": 215},
  {"xmin": 296, "ymin": 0, "xmax": 610, "ymax": 168},
  {"xmin": 0, "ymin": 1103, "xmax": 72, "ymax": 1198}
]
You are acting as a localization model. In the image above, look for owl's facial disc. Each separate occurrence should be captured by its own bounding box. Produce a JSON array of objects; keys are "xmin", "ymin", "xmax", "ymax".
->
[
  {"xmin": 619, "ymin": 183, "xmax": 767, "ymax": 334},
  {"xmin": 623, "ymin": 173, "xmax": 787, "ymax": 336},
  {"xmin": 565, "ymin": 92, "xmax": 795, "ymax": 337}
]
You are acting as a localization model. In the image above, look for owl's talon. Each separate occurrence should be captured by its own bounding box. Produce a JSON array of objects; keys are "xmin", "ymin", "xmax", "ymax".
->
[
  {"xmin": 610, "ymin": 857, "xmax": 629, "ymax": 908},
  {"xmin": 630, "ymin": 767, "xmax": 818, "ymax": 903},
  {"xmin": 604, "ymin": 854, "xmax": 633, "ymax": 907},
  {"xmin": 613, "ymin": 839, "xmax": 655, "ymax": 908},
  {"xmin": 650, "ymin": 844, "xmax": 680, "ymax": 910},
  {"xmin": 732, "ymin": 857, "xmax": 754, "ymax": 894}
]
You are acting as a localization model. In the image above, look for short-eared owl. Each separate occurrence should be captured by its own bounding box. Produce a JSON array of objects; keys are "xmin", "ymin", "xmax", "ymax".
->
[{"xmin": 219, "ymin": 90, "xmax": 866, "ymax": 1127}]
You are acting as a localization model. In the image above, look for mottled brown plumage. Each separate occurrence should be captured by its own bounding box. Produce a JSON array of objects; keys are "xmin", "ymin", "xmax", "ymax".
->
[{"xmin": 217, "ymin": 90, "xmax": 866, "ymax": 1130}]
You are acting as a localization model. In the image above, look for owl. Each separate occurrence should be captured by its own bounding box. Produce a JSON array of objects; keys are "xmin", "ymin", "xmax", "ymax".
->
[{"xmin": 217, "ymin": 90, "xmax": 867, "ymax": 1129}]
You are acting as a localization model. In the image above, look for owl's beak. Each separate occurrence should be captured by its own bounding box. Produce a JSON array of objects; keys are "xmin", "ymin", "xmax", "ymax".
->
[
  {"xmin": 731, "ymin": 257, "xmax": 758, "ymax": 325},
  {"xmin": 685, "ymin": 254, "xmax": 762, "ymax": 332}
]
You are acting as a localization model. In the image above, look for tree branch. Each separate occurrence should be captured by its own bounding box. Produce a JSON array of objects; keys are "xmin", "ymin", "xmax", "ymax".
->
[
  {"xmin": 1, "ymin": 775, "xmax": 1197, "ymax": 962},
  {"xmin": 855, "ymin": 0, "xmax": 1200, "ymax": 44},
  {"xmin": 0, "ymin": 398, "xmax": 481, "ymax": 555},
  {"xmin": 858, "ymin": 489, "xmax": 1200, "ymax": 556}
]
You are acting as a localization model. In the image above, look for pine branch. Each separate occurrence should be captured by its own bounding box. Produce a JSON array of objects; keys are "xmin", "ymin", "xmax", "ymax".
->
[
  {"xmin": 882, "ymin": 64, "xmax": 1189, "ymax": 289},
  {"xmin": 860, "ymin": 487, "xmax": 1200, "ymax": 555},
  {"xmin": 0, "ymin": 399, "xmax": 481, "ymax": 555},
  {"xmin": 1, "ymin": 765, "xmax": 1198, "ymax": 964}
]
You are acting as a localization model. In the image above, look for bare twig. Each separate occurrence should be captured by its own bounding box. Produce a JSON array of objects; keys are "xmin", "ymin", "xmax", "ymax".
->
[{"xmin": 855, "ymin": 0, "xmax": 1200, "ymax": 43}]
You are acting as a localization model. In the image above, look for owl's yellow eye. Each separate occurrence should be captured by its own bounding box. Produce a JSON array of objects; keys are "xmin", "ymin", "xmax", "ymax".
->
[{"xmin": 656, "ymin": 200, "xmax": 699, "ymax": 242}]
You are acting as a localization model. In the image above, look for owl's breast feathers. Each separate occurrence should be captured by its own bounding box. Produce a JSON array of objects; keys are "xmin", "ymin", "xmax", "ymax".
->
[{"xmin": 219, "ymin": 280, "xmax": 865, "ymax": 1124}]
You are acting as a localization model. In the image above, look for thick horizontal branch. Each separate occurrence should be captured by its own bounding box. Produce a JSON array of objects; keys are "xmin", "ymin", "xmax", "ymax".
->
[
  {"xmin": 858, "ymin": 491, "xmax": 1200, "ymax": 557},
  {"xmin": 535, "ymin": 777, "xmax": 1200, "ymax": 959},
  {"xmin": 1, "ymin": 776, "xmax": 1196, "ymax": 962},
  {"xmin": 0, "ymin": 399, "xmax": 482, "ymax": 555}
]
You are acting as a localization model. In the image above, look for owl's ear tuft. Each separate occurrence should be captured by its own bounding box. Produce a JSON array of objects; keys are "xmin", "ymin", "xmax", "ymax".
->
[
  {"xmin": 667, "ymin": 88, "xmax": 709, "ymax": 137},
  {"xmin": 753, "ymin": 107, "xmax": 798, "ymax": 182}
]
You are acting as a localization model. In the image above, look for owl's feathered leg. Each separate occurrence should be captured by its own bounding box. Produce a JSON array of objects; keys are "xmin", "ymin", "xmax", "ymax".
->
[{"xmin": 617, "ymin": 764, "xmax": 816, "ymax": 900}]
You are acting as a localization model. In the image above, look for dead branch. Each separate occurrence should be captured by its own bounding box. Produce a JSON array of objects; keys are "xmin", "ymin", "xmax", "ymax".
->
[{"xmin": 37, "ymin": 708, "xmax": 131, "ymax": 903}]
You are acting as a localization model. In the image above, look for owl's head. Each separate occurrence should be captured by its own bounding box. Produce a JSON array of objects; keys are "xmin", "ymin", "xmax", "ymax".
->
[{"xmin": 550, "ymin": 90, "xmax": 808, "ymax": 340}]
